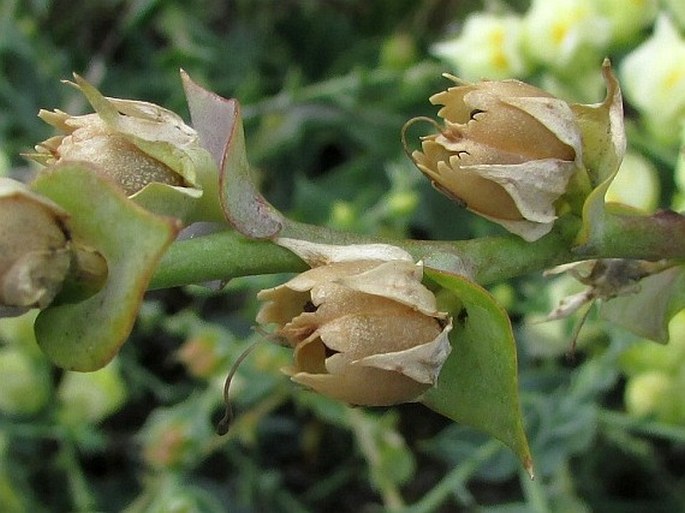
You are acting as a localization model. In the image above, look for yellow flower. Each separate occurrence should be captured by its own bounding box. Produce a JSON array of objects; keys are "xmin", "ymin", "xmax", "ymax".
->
[
  {"xmin": 522, "ymin": 0, "xmax": 610, "ymax": 70},
  {"xmin": 620, "ymin": 16, "xmax": 685, "ymax": 146},
  {"xmin": 257, "ymin": 239, "xmax": 452, "ymax": 406},
  {"xmin": 408, "ymin": 75, "xmax": 584, "ymax": 241},
  {"xmin": 431, "ymin": 13, "xmax": 528, "ymax": 81},
  {"xmin": 0, "ymin": 178, "xmax": 70, "ymax": 311}
]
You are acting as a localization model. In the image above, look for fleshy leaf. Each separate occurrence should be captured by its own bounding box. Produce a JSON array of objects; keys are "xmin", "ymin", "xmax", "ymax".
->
[
  {"xmin": 600, "ymin": 265, "xmax": 685, "ymax": 343},
  {"xmin": 30, "ymin": 163, "xmax": 180, "ymax": 370},
  {"xmin": 181, "ymin": 71, "xmax": 283, "ymax": 238},
  {"xmin": 422, "ymin": 268, "xmax": 533, "ymax": 475}
]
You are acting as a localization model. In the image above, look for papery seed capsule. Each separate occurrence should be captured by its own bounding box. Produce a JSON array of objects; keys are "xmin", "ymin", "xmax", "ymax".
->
[
  {"xmin": 256, "ymin": 239, "xmax": 452, "ymax": 406},
  {"xmin": 0, "ymin": 178, "xmax": 70, "ymax": 311},
  {"xmin": 406, "ymin": 74, "xmax": 585, "ymax": 241}
]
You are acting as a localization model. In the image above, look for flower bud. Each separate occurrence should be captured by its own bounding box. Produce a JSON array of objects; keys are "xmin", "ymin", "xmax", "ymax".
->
[
  {"xmin": 0, "ymin": 178, "xmax": 70, "ymax": 310},
  {"xmin": 30, "ymin": 75, "xmax": 212, "ymax": 198},
  {"xmin": 256, "ymin": 239, "xmax": 452, "ymax": 406},
  {"xmin": 407, "ymin": 75, "xmax": 584, "ymax": 241}
]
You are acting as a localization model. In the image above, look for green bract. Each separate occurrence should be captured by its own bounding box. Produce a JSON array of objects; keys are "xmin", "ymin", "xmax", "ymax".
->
[{"xmin": 31, "ymin": 163, "xmax": 179, "ymax": 371}]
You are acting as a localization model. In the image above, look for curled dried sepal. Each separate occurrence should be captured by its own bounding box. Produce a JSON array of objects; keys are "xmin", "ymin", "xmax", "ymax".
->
[
  {"xmin": 546, "ymin": 258, "xmax": 685, "ymax": 343},
  {"xmin": 257, "ymin": 240, "xmax": 452, "ymax": 406},
  {"xmin": 543, "ymin": 258, "xmax": 679, "ymax": 344},
  {"xmin": 544, "ymin": 258, "xmax": 650, "ymax": 320},
  {"xmin": 29, "ymin": 74, "xmax": 220, "ymax": 223},
  {"xmin": 0, "ymin": 178, "xmax": 70, "ymax": 311},
  {"xmin": 275, "ymin": 237, "xmax": 414, "ymax": 266}
]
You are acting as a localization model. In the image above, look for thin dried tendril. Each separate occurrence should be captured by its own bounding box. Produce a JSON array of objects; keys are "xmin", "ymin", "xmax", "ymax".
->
[{"xmin": 216, "ymin": 339, "xmax": 261, "ymax": 436}]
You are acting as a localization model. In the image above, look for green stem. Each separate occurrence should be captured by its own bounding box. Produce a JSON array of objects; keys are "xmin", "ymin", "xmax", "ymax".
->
[
  {"xmin": 347, "ymin": 408, "xmax": 405, "ymax": 511},
  {"xmin": 59, "ymin": 439, "xmax": 97, "ymax": 512},
  {"xmin": 149, "ymin": 210, "xmax": 685, "ymax": 290},
  {"xmin": 241, "ymin": 63, "xmax": 442, "ymax": 120},
  {"xmin": 578, "ymin": 210, "xmax": 685, "ymax": 261},
  {"xmin": 149, "ymin": 229, "xmax": 307, "ymax": 289},
  {"xmin": 411, "ymin": 217, "xmax": 581, "ymax": 285}
]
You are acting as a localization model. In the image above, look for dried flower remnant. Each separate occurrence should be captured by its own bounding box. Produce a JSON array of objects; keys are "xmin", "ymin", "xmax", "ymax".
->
[
  {"xmin": 405, "ymin": 72, "xmax": 585, "ymax": 241},
  {"xmin": 256, "ymin": 239, "xmax": 452, "ymax": 406},
  {"xmin": 28, "ymin": 74, "xmax": 220, "ymax": 223},
  {"xmin": 543, "ymin": 259, "xmax": 676, "ymax": 349},
  {"xmin": 545, "ymin": 259, "xmax": 653, "ymax": 321},
  {"xmin": 0, "ymin": 178, "xmax": 70, "ymax": 312}
]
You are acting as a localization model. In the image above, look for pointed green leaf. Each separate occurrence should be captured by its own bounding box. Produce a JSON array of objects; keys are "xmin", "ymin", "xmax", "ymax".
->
[
  {"xmin": 422, "ymin": 268, "xmax": 533, "ymax": 475},
  {"xmin": 30, "ymin": 163, "xmax": 180, "ymax": 371},
  {"xmin": 181, "ymin": 71, "xmax": 283, "ymax": 238}
]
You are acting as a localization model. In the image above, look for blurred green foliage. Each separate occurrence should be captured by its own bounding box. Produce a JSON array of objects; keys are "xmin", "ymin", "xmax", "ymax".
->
[{"xmin": 1, "ymin": 1, "xmax": 685, "ymax": 512}]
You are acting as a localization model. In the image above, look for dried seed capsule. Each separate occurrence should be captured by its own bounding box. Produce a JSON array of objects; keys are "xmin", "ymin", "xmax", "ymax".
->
[
  {"xmin": 257, "ymin": 239, "xmax": 452, "ymax": 406},
  {"xmin": 0, "ymin": 178, "xmax": 70, "ymax": 311}
]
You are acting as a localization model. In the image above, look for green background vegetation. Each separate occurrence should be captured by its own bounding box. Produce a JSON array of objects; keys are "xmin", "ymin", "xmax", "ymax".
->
[{"xmin": 1, "ymin": 1, "xmax": 684, "ymax": 512}]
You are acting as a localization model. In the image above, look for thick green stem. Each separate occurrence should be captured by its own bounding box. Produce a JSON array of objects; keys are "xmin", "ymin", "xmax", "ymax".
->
[
  {"xmin": 408, "ymin": 217, "xmax": 580, "ymax": 285},
  {"xmin": 578, "ymin": 210, "xmax": 685, "ymax": 261},
  {"xmin": 149, "ymin": 229, "xmax": 307, "ymax": 289},
  {"xmin": 149, "ymin": 210, "xmax": 685, "ymax": 290}
]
